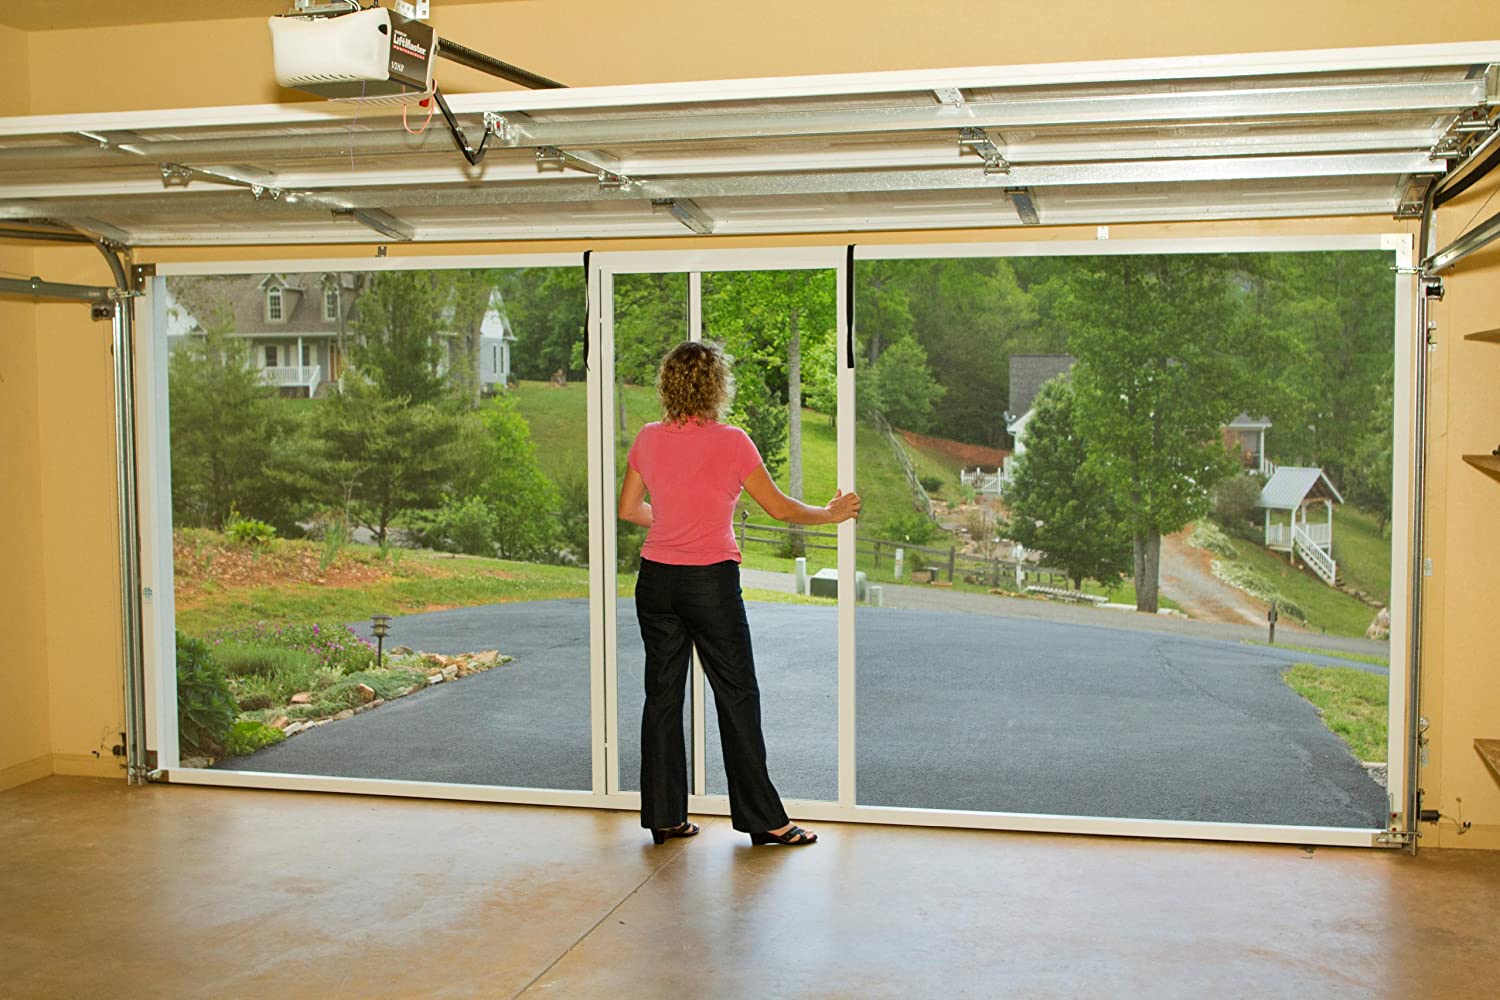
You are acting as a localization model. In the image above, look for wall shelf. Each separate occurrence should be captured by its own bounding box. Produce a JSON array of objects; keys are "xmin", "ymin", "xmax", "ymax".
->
[
  {"xmin": 1464, "ymin": 454, "xmax": 1500, "ymax": 482},
  {"xmin": 1463, "ymin": 329, "xmax": 1500, "ymax": 343}
]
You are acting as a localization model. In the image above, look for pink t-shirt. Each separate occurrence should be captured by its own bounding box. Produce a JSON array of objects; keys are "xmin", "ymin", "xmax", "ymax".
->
[{"xmin": 627, "ymin": 419, "xmax": 764, "ymax": 565}]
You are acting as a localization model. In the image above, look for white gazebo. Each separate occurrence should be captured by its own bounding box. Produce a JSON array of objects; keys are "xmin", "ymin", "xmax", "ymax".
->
[{"xmin": 1256, "ymin": 466, "xmax": 1345, "ymax": 586}]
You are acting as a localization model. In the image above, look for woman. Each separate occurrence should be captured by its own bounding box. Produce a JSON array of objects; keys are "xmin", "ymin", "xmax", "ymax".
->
[{"xmin": 618, "ymin": 341, "xmax": 861, "ymax": 847}]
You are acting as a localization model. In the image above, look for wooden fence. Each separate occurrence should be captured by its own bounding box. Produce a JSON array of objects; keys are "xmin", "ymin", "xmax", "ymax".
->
[{"xmin": 735, "ymin": 512, "xmax": 1072, "ymax": 589}]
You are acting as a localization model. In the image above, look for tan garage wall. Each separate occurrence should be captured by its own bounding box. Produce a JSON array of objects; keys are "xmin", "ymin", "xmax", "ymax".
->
[
  {"xmin": 10, "ymin": 1, "xmax": 1500, "ymax": 844},
  {"xmin": 20, "ymin": 0, "xmax": 1500, "ymax": 113},
  {"xmin": 0, "ymin": 24, "xmax": 53, "ymax": 791},
  {"xmin": 1421, "ymin": 168, "xmax": 1500, "ymax": 849}
]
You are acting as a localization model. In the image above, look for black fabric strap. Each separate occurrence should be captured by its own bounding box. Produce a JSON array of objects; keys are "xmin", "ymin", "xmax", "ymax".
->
[
  {"xmin": 845, "ymin": 244, "xmax": 856, "ymax": 368},
  {"xmin": 581, "ymin": 250, "xmax": 592, "ymax": 372}
]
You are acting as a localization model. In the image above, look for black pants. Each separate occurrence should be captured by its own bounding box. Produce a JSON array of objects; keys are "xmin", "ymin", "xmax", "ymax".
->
[{"xmin": 636, "ymin": 558, "xmax": 789, "ymax": 834}]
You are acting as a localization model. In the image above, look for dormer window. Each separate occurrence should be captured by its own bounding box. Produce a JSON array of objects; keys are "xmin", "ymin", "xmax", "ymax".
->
[
  {"xmin": 324, "ymin": 287, "xmax": 339, "ymax": 322},
  {"xmin": 267, "ymin": 285, "xmax": 285, "ymax": 323}
]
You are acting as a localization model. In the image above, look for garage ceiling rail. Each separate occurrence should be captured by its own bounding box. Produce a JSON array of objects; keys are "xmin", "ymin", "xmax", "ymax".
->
[{"xmin": 0, "ymin": 42, "xmax": 1496, "ymax": 245}]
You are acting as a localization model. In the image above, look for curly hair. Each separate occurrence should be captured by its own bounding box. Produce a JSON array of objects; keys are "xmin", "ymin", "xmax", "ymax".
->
[{"xmin": 656, "ymin": 341, "xmax": 735, "ymax": 423}]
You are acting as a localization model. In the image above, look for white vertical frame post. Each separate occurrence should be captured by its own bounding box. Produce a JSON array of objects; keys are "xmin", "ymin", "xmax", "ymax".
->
[
  {"xmin": 587, "ymin": 257, "xmax": 609, "ymax": 797},
  {"xmin": 836, "ymin": 251, "xmax": 857, "ymax": 808},
  {"xmin": 598, "ymin": 268, "xmax": 622, "ymax": 797},
  {"xmin": 138, "ymin": 277, "xmax": 179, "ymax": 769},
  {"xmin": 687, "ymin": 270, "xmax": 708, "ymax": 798},
  {"xmin": 1384, "ymin": 232, "xmax": 1417, "ymax": 832}
]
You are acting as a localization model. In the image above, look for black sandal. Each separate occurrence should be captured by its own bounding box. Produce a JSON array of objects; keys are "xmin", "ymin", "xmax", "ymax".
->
[
  {"xmin": 650, "ymin": 821, "xmax": 700, "ymax": 845},
  {"xmin": 749, "ymin": 824, "xmax": 817, "ymax": 846}
]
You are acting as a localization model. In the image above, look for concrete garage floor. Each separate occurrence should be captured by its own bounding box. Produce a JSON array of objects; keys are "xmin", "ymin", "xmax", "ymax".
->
[{"xmin": 4, "ymin": 778, "xmax": 1498, "ymax": 1000}]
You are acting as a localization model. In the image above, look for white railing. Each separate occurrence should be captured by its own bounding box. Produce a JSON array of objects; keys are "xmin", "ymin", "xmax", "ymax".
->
[
  {"xmin": 961, "ymin": 468, "xmax": 1004, "ymax": 496},
  {"xmin": 1293, "ymin": 523, "xmax": 1338, "ymax": 586},
  {"xmin": 1267, "ymin": 519, "xmax": 1330, "ymax": 550},
  {"xmin": 259, "ymin": 364, "xmax": 321, "ymax": 388}
]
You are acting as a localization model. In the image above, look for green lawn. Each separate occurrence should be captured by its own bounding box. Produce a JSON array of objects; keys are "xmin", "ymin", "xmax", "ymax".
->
[
  {"xmin": 1240, "ymin": 641, "xmax": 1388, "ymax": 667},
  {"xmin": 1220, "ymin": 533, "xmax": 1380, "ymax": 638},
  {"xmin": 178, "ymin": 546, "xmax": 590, "ymax": 635},
  {"xmin": 1333, "ymin": 506, "xmax": 1393, "ymax": 604},
  {"xmin": 1283, "ymin": 662, "xmax": 1389, "ymax": 762}
]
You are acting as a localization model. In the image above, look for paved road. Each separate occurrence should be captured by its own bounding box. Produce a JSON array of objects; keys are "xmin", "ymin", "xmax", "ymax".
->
[{"xmin": 226, "ymin": 599, "xmax": 1388, "ymax": 828}]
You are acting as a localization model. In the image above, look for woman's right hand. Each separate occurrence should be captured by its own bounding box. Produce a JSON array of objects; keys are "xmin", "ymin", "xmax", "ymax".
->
[{"xmin": 825, "ymin": 489, "xmax": 862, "ymax": 523}]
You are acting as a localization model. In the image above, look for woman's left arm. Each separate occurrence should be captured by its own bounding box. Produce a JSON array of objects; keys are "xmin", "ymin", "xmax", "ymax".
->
[{"xmin": 618, "ymin": 466, "xmax": 653, "ymax": 527}]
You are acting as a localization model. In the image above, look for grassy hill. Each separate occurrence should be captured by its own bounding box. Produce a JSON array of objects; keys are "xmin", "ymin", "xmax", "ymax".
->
[
  {"xmin": 507, "ymin": 379, "xmax": 956, "ymax": 538},
  {"xmin": 1332, "ymin": 506, "xmax": 1392, "ymax": 605}
]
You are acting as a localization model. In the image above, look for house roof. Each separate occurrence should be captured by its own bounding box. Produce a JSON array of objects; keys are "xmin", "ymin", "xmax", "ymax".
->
[
  {"xmin": 166, "ymin": 272, "xmax": 361, "ymax": 338},
  {"xmin": 1257, "ymin": 466, "xmax": 1345, "ymax": 510},
  {"xmin": 1006, "ymin": 354, "xmax": 1075, "ymax": 421},
  {"xmin": 1227, "ymin": 412, "xmax": 1272, "ymax": 430}
]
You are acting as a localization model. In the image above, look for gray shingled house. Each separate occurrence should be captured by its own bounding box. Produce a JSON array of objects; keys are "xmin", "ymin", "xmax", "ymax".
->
[{"xmin": 164, "ymin": 272, "xmax": 515, "ymax": 397}]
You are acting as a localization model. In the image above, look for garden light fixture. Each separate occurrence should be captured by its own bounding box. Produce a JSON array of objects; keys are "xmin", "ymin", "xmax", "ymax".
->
[{"xmin": 372, "ymin": 614, "xmax": 392, "ymax": 667}]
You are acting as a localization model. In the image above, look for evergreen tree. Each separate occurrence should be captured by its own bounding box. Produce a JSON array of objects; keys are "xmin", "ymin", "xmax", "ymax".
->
[
  {"xmin": 166, "ymin": 281, "xmax": 294, "ymax": 530},
  {"xmin": 1004, "ymin": 377, "xmax": 1132, "ymax": 591},
  {"xmin": 299, "ymin": 373, "xmax": 465, "ymax": 543}
]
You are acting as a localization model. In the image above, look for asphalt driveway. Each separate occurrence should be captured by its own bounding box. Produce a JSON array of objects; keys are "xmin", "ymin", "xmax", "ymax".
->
[{"xmin": 222, "ymin": 599, "xmax": 1388, "ymax": 828}]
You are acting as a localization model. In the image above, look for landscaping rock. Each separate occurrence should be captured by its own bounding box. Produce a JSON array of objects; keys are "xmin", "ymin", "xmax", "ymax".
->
[
  {"xmin": 427, "ymin": 673, "xmax": 445, "ymax": 685},
  {"xmin": 473, "ymin": 650, "xmax": 501, "ymax": 666},
  {"xmin": 1365, "ymin": 608, "xmax": 1391, "ymax": 640},
  {"xmin": 290, "ymin": 692, "xmax": 312, "ymax": 705},
  {"xmin": 333, "ymin": 709, "xmax": 355, "ymax": 721},
  {"xmin": 283, "ymin": 722, "xmax": 307, "ymax": 737},
  {"xmin": 356, "ymin": 683, "xmax": 376, "ymax": 703},
  {"xmin": 269, "ymin": 715, "xmax": 289, "ymax": 731},
  {"xmin": 370, "ymin": 698, "xmax": 385, "ymax": 709},
  {"xmin": 392, "ymin": 645, "xmax": 414, "ymax": 655},
  {"xmin": 442, "ymin": 664, "xmax": 459, "ymax": 681},
  {"xmin": 180, "ymin": 755, "xmax": 213, "ymax": 769}
]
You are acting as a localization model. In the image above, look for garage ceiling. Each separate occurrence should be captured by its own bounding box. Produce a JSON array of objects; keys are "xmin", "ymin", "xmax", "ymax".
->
[{"xmin": 0, "ymin": 42, "xmax": 1495, "ymax": 245}]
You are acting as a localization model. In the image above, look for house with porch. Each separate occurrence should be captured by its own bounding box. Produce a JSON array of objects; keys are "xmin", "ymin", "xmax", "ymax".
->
[
  {"xmin": 1224, "ymin": 413, "xmax": 1273, "ymax": 475},
  {"xmin": 1256, "ymin": 465, "xmax": 1344, "ymax": 586},
  {"xmin": 164, "ymin": 272, "xmax": 516, "ymax": 397},
  {"xmin": 964, "ymin": 353, "xmax": 1076, "ymax": 495}
]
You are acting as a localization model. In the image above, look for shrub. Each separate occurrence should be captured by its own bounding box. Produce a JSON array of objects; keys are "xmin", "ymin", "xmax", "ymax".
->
[
  {"xmin": 223, "ymin": 720, "xmax": 286, "ymax": 757},
  {"xmin": 214, "ymin": 643, "xmax": 321, "ymax": 678},
  {"xmin": 555, "ymin": 473, "xmax": 591, "ymax": 566},
  {"xmin": 409, "ymin": 495, "xmax": 496, "ymax": 557},
  {"xmin": 176, "ymin": 633, "xmax": 238, "ymax": 758},
  {"xmin": 205, "ymin": 622, "xmax": 377, "ymax": 675},
  {"xmin": 919, "ymin": 474, "xmax": 945, "ymax": 494},
  {"xmin": 225, "ymin": 511, "xmax": 277, "ymax": 547},
  {"xmin": 880, "ymin": 509, "xmax": 941, "ymax": 546},
  {"xmin": 1211, "ymin": 474, "xmax": 1264, "ymax": 537}
]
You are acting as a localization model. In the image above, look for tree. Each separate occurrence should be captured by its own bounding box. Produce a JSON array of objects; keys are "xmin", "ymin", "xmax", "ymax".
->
[
  {"xmin": 448, "ymin": 269, "xmax": 500, "ymax": 407},
  {"xmin": 725, "ymin": 358, "xmax": 788, "ymax": 478},
  {"xmin": 166, "ymin": 280, "xmax": 294, "ymax": 531},
  {"xmin": 1004, "ymin": 377, "xmax": 1132, "ymax": 590},
  {"xmin": 1250, "ymin": 251, "xmax": 1394, "ymax": 506},
  {"xmin": 704, "ymin": 270, "xmax": 836, "ymax": 554},
  {"xmin": 1064, "ymin": 255, "xmax": 1267, "ymax": 613},
  {"xmin": 299, "ymin": 374, "xmax": 466, "ymax": 543},
  {"xmin": 865, "ymin": 336, "xmax": 944, "ymax": 432},
  {"xmin": 353, "ymin": 270, "xmax": 452, "ymax": 405},
  {"xmin": 498, "ymin": 267, "xmax": 587, "ymax": 382},
  {"xmin": 473, "ymin": 394, "xmax": 561, "ymax": 560}
]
